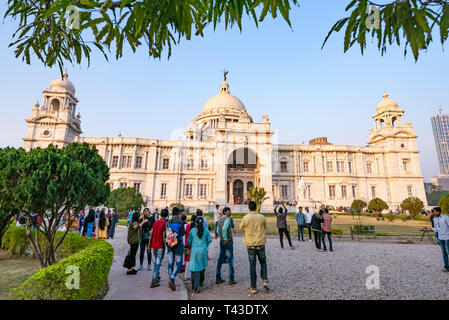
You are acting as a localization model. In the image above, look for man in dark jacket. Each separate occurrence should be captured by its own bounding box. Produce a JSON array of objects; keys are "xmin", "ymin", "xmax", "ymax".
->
[
  {"xmin": 311, "ymin": 209, "xmax": 324, "ymax": 251},
  {"xmin": 108, "ymin": 209, "xmax": 119, "ymax": 239}
]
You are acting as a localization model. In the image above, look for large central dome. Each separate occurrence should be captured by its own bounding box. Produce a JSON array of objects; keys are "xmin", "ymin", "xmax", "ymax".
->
[
  {"xmin": 195, "ymin": 79, "xmax": 252, "ymax": 125},
  {"xmin": 202, "ymin": 81, "xmax": 245, "ymax": 112}
]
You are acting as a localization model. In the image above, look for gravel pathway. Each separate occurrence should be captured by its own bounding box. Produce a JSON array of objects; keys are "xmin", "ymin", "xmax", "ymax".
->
[{"xmin": 189, "ymin": 236, "xmax": 449, "ymax": 300}]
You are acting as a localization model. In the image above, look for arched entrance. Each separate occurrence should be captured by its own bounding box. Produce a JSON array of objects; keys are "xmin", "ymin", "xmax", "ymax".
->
[
  {"xmin": 233, "ymin": 180, "xmax": 244, "ymax": 204},
  {"xmin": 226, "ymin": 148, "xmax": 259, "ymax": 204}
]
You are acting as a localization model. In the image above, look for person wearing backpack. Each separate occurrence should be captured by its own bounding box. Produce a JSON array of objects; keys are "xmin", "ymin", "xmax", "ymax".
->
[
  {"xmin": 188, "ymin": 217, "xmax": 212, "ymax": 294},
  {"xmin": 166, "ymin": 207, "xmax": 186, "ymax": 291},
  {"xmin": 149, "ymin": 209, "xmax": 168, "ymax": 288},
  {"xmin": 123, "ymin": 212, "xmax": 141, "ymax": 275}
]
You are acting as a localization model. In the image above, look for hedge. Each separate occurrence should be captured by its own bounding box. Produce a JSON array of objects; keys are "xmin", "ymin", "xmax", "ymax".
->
[{"xmin": 2, "ymin": 225, "xmax": 114, "ymax": 300}]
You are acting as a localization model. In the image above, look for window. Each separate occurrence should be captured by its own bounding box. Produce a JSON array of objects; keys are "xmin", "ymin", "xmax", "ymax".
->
[
  {"xmin": 187, "ymin": 159, "xmax": 194, "ymax": 170},
  {"xmin": 329, "ymin": 185, "xmax": 336, "ymax": 199},
  {"xmin": 337, "ymin": 161, "xmax": 344, "ymax": 173},
  {"xmin": 120, "ymin": 182, "xmax": 127, "ymax": 189},
  {"xmin": 366, "ymin": 163, "xmax": 372, "ymax": 174},
  {"xmin": 135, "ymin": 156, "xmax": 142, "ymax": 169},
  {"xmin": 371, "ymin": 186, "xmax": 376, "ymax": 198},
  {"xmin": 302, "ymin": 161, "xmax": 309, "ymax": 173},
  {"xmin": 348, "ymin": 161, "xmax": 353, "ymax": 173},
  {"xmin": 280, "ymin": 161, "xmax": 288, "ymax": 172},
  {"xmin": 402, "ymin": 159, "xmax": 409, "ymax": 172},
  {"xmin": 134, "ymin": 183, "xmax": 141, "ymax": 192},
  {"xmin": 307, "ymin": 185, "xmax": 311, "ymax": 198},
  {"xmin": 200, "ymin": 159, "xmax": 208, "ymax": 169},
  {"xmin": 112, "ymin": 156, "xmax": 118, "ymax": 168},
  {"xmin": 199, "ymin": 184, "xmax": 207, "ymax": 198},
  {"xmin": 341, "ymin": 185, "xmax": 347, "ymax": 199},
  {"xmin": 327, "ymin": 161, "xmax": 333, "ymax": 172},
  {"xmin": 122, "ymin": 155, "xmax": 132, "ymax": 168},
  {"xmin": 162, "ymin": 158, "xmax": 169, "ymax": 170},
  {"xmin": 161, "ymin": 183, "xmax": 167, "ymax": 199},
  {"xmin": 185, "ymin": 184, "xmax": 193, "ymax": 197},
  {"xmin": 281, "ymin": 185, "xmax": 288, "ymax": 198},
  {"xmin": 407, "ymin": 186, "xmax": 412, "ymax": 197},
  {"xmin": 352, "ymin": 185, "xmax": 356, "ymax": 198}
]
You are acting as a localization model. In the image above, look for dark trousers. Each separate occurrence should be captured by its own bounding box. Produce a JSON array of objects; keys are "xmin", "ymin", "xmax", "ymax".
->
[
  {"xmin": 247, "ymin": 246, "xmax": 268, "ymax": 289},
  {"xmin": 313, "ymin": 230, "xmax": 322, "ymax": 249},
  {"xmin": 216, "ymin": 240, "xmax": 235, "ymax": 281},
  {"xmin": 124, "ymin": 243, "xmax": 139, "ymax": 269},
  {"xmin": 191, "ymin": 270, "xmax": 205, "ymax": 290},
  {"xmin": 139, "ymin": 237, "xmax": 152, "ymax": 266},
  {"xmin": 321, "ymin": 231, "xmax": 333, "ymax": 250},
  {"xmin": 108, "ymin": 222, "xmax": 117, "ymax": 238},
  {"xmin": 278, "ymin": 228, "xmax": 292, "ymax": 248},
  {"xmin": 306, "ymin": 223, "xmax": 312, "ymax": 239},
  {"xmin": 298, "ymin": 225, "xmax": 305, "ymax": 241}
]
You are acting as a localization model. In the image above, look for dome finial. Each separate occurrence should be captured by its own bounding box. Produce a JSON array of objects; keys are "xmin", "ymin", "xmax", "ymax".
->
[
  {"xmin": 383, "ymin": 90, "xmax": 388, "ymax": 99},
  {"xmin": 62, "ymin": 68, "xmax": 68, "ymax": 80},
  {"xmin": 222, "ymin": 69, "xmax": 229, "ymax": 82}
]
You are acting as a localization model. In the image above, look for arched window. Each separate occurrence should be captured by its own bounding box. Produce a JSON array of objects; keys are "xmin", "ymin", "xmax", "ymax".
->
[
  {"xmin": 380, "ymin": 119, "xmax": 385, "ymax": 129},
  {"xmin": 247, "ymin": 181, "xmax": 254, "ymax": 191},
  {"xmin": 391, "ymin": 116, "xmax": 397, "ymax": 127},
  {"xmin": 51, "ymin": 99, "xmax": 60, "ymax": 112}
]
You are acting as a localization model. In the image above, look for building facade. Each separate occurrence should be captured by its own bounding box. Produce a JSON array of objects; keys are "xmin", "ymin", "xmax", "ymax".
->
[
  {"xmin": 24, "ymin": 73, "xmax": 427, "ymax": 211},
  {"xmin": 430, "ymin": 109, "xmax": 449, "ymax": 189}
]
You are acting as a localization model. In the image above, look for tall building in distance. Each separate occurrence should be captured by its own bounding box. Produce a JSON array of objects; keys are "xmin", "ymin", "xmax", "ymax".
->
[{"xmin": 430, "ymin": 107, "xmax": 449, "ymax": 190}]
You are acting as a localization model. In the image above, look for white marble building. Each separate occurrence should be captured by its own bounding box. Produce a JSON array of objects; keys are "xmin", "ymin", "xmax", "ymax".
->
[{"xmin": 24, "ymin": 72, "xmax": 427, "ymax": 211}]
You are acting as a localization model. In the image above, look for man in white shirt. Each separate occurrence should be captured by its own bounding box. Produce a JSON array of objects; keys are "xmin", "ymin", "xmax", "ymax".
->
[
  {"xmin": 214, "ymin": 205, "xmax": 222, "ymax": 236},
  {"xmin": 304, "ymin": 207, "xmax": 314, "ymax": 242},
  {"xmin": 432, "ymin": 207, "xmax": 449, "ymax": 272}
]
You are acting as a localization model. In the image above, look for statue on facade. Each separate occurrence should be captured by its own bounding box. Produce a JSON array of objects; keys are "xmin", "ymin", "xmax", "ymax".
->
[{"xmin": 297, "ymin": 176, "xmax": 307, "ymax": 200}]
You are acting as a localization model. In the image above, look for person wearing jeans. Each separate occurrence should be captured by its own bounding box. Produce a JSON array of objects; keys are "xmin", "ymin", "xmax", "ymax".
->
[
  {"xmin": 149, "ymin": 209, "xmax": 168, "ymax": 288},
  {"xmin": 240, "ymin": 201, "xmax": 270, "ymax": 294},
  {"xmin": 304, "ymin": 207, "xmax": 314, "ymax": 242},
  {"xmin": 166, "ymin": 207, "xmax": 186, "ymax": 291},
  {"xmin": 295, "ymin": 207, "xmax": 307, "ymax": 242},
  {"xmin": 431, "ymin": 207, "xmax": 449, "ymax": 272},
  {"xmin": 215, "ymin": 207, "xmax": 236, "ymax": 285},
  {"xmin": 321, "ymin": 208, "xmax": 333, "ymax": 252}
]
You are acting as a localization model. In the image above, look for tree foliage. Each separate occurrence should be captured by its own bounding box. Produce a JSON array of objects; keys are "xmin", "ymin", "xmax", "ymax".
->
[
  {"xmin": 368, "ymin": 197, "xmax": 388, "ymax": 215},
  {"xmin": 351, "ymin": 199, "xmax": 367, "ymax": 212},
  {"xmin": 247, "ymin": 186, "xmax": 268, "ymax": 213},
  {"xmin": 4, "ymin": 0, "xmax": 448, "ymax": 72},
  {"xmin": 105, "ymin": 187, "xmax": 144, "ymax": 218},
  {"xmin": 438, "ymin": 193, "xmax": 449, "ymax": 214},
  {"xmin": 4, "ymin": 0, "xmax": 299, "ymax": 73},
  {"xmin": 0, "ymin": 147, "xmax": 26, "ymax": 247},
  {"xmin": 2, "ymin": 143, "xmax": 110, "ymax": 267},
  {"xmin": 323, "ymin": 0, "xmax": 449, "ymax": 61},
  {"xmin": 400, "ymin": 196, "xmax": 424, "ymax": 218}
]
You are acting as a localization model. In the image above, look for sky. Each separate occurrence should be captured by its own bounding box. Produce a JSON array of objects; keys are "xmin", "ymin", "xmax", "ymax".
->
[{"xmin": 0, "ymin": 0, "xmax": 448, "ymax": 181}]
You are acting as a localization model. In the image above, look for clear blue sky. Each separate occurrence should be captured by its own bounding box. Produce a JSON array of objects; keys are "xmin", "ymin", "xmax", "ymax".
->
[{"xmin": 0, "ymin": 1, "xmax": 447, "ymax": 180}]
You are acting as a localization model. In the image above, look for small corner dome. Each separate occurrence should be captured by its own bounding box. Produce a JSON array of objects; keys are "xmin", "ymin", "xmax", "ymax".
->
[
  {"xmin": 376, "ymin": 91, "xmax": 398, "ymax": 112},
  {"xmin": 49, "ymin": 71, "xmax": 76, "ymax": 95}
]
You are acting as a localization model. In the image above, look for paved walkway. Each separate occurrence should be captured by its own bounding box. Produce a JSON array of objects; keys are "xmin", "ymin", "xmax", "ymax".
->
[{"xmin": 104, "ymin": 226, "xmax": 188, "ymax": 300}]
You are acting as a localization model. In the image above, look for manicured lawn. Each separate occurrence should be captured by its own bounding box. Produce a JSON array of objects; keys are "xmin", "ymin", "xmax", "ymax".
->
[{"xmin": 0, "ymin": 250, "xmax": 40, "ymax": 300}]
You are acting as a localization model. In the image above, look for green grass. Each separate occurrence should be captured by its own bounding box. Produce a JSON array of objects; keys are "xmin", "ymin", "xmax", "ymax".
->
[{"xmin": 0, "ymin": 250, "xmax": 40, "ymax": 299}]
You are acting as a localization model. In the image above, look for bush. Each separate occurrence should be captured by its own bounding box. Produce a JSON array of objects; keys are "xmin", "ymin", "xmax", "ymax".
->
[
  {"xmin": 332, "ymin": 229, "xmax": 343, "ymax": 235},
  {"xmin": 170, "ymin": 203, "xmax": 184, "ymax": 209},
  {"xmin": 3, "ymin": 225, "xmax": 113, "ymax": 300}
]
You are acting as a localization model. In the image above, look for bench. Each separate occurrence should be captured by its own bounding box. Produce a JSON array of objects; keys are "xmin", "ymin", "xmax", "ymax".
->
[{"xmin": 419, "ymin": 228, "xmax": 438, "ymax": 244}]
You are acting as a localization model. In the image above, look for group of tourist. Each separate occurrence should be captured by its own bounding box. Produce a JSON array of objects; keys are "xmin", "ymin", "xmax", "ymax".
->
[
  {"xmin": 122, "ymin": 202, "xmax": 272, "ymax": 294},
  {"xmin": 61, "ymin": 207, "xmax": 119, "ymax": 240}
]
